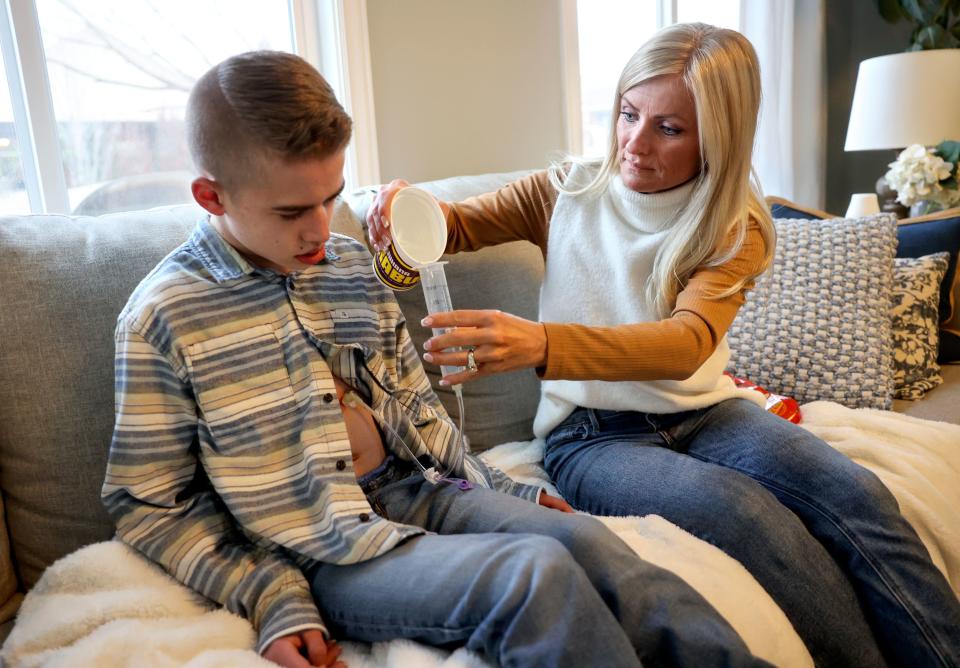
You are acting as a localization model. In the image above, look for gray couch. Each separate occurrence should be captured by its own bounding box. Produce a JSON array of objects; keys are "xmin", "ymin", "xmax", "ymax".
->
[{"xmin": 1, "ymin": 170, "xmax": 958, "ymax": 645}]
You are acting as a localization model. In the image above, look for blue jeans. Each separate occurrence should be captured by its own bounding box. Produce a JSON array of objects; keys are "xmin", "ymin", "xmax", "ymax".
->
[
  {"xmin": 544, "ymin": 398, "xmax": 960, "ymax": 668},
  {"xmin": 307, "ymin": 455, "xmax": 771, "ymax": 668}
]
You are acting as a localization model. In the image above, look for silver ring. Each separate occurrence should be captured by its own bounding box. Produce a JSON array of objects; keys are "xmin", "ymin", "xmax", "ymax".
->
[{"xmin": 466, "ymin": 348, "xmax": 479, "ymax": 374}]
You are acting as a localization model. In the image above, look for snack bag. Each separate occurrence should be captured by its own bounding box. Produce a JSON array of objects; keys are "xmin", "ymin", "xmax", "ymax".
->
[{"xmin": 724, "ymin": 373, "xmax": 802, "ymax": 424}]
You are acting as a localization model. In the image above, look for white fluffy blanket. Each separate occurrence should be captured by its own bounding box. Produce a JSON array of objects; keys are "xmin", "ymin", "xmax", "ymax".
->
[
  {"xmin": 799, "ymin": 402, "xmax": 960, "ymax": 595},
  {"xmin": 4, "ymin": 402, "xmax": 959, "ymax": 668}
]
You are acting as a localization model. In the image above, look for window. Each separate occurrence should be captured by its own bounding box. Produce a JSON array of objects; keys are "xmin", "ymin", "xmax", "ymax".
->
[
  {"xmin": 575, "ymin": 1, "xmax": 659, "ymax": 158},
  {"xmin": 676, "ymin": 0, "xmax": 740, "ymax": 28},
  {"xmin": 34, "ymin": 0, "xmax": 294, "ymax": 215},
  {"xmin": 573, "ymin": 0, "xmax": 741, "ymax": 158},
  {"xmin": 0, "ymin": 48, "xmax": 28, "ymax": 214},
  {"xmin": 1, "ymin": 0, "xmax": 376, "ymax": 215}
]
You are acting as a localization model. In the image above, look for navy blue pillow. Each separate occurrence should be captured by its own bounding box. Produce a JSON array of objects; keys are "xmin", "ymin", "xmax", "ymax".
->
[
  {"xmin": 768, "ymin": 200, "xmax": 833, "ymax": 220},
  {"xmin": 766, "ymin": 198, "xmax": 960, "ymax": 363}
]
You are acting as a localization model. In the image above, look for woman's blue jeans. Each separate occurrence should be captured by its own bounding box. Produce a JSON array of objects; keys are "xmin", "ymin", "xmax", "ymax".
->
[
  {"xmin": 306, "ymin": 456, "xmax": 771, "ymax": 668},
  {"xmin": 544, "ymin": 398, "xmax": 960, "ymax": 668}
]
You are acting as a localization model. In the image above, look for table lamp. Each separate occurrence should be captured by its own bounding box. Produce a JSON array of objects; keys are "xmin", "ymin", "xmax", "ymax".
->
[{"xmin": 844, "ymin": 49, "xmax": 960, "ymax": 217}]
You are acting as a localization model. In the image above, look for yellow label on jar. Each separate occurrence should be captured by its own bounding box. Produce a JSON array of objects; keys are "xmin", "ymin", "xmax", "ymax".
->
[{"xmin": 373, "ymin": 244, "xmax": 420, "ymax": 291}]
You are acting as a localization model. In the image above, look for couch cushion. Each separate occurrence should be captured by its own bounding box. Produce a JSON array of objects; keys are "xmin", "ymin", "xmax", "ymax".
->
[
  {"xmin": 892, "ymin": 363, "xmax": 960, "ymax": 423},
  {"xmin": 0, "ymin": 205, "xmax": 202, "ymax": 589},
  {"xmin": 727, "ymin": 213, "xmax": 898, "ymax": 409},
  {"xmin": 342, "ymin": 170, "xmax": 544, "ymax": 451},
  {"xmin": 0, "ymin": 200, "xmax": 367, "ymax": 591},
  {"xmin": 0, "ymin": 493, "xmax": 23, "ymax": 626}
]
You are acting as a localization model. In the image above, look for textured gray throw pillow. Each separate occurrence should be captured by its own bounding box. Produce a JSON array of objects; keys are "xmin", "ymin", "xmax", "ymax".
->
[{"xmin": 727, "ymin": 213, "xmax": 898, "ymax": 409}]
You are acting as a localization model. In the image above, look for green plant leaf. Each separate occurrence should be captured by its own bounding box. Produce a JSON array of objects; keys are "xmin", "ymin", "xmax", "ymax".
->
[
  {"xmin": 915, "ymin": 23, "xmax": 948, "ymax": 47},
  {"xmin": 903, "ymin": 0, "xmax": 942, "ymax": 23},
  {"xmin": 902, "ymin": 0, "xmax": 925, "ymax": 21},
  {"xmin": 937, "ymin": 140, "xmax": 960, "ymax": 165},
  {"xmin": 876, "ymin": 0, "xmax": 904, "ymax": 21}
]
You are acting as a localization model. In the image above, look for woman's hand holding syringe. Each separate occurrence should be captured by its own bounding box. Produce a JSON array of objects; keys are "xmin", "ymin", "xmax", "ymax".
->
[
  {"xmin": 421, "ymin": 309, "xmax": 548, "ymax": 386},
  {"xmin": 365, "ymin": 184, "xmax": 546, "ymax": 387}
]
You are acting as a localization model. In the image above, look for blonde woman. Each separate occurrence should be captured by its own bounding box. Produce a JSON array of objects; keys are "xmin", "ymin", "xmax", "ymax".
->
[{"xmin": 369, "ymin": 23, "xmax": 960, "ymax": 667}]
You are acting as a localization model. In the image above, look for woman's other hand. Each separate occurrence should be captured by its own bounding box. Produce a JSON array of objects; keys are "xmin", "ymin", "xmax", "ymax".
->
[
  {"xmin": 539, "ymin": 492, "xmax": 574, "ymax": 513},
  {"xmin": 366, "ymin": 178, "xmax": 409, "ymax": 251},
  {"xmin": 421, "ymin": 309, "xmax": 547, "ymax": 386}
]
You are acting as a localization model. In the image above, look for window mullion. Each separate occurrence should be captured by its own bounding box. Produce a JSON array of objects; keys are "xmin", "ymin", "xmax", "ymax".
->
[
  {"xmin": 335, "ymin": 0, "xmax": 379, "ymax": 187},
  {"xmin": 560, "ymin": 0, "xmax": 582, "ymax": 156},
  {"xmin": 657, "ymin": 0, "xmax": 678, "ymax": 27},
  {"xmin": 289, "ymin": 0, "xmax": 379, "ymax": 189},
  {"xmin": 289, "ymin": 0, "xmax": 322, "ymax": 68},
  {"xmin": 1, "ymin": 0, "xmax": 68, "ymax": 213}
]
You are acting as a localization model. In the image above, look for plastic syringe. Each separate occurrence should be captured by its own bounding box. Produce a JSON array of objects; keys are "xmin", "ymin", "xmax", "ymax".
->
[
  {"xmin": 419, "ymin": 261, "xmax": 471, "ymax": 480},
  {"xmin": 419, "ymin": 262, "xmax": 465, "ymax": 387}
]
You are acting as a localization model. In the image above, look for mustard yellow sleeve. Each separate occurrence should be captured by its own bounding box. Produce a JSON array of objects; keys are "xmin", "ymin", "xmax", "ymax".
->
[
  {"xmin": 540, "ymin": 223, "xmax": 769, "ymax": 381},
  {"xmin": 445, "ymin": 170, "xmax": 558, "ymax": 257}
]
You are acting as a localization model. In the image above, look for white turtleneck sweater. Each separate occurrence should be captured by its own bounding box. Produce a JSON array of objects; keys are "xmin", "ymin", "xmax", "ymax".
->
[{"xmin": 535, "ymin": 168, "xmax": 762, "ymax": 436}]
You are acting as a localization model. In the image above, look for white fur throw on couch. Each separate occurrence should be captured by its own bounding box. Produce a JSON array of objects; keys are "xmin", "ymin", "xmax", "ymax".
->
[{"xmin": 3, "ymin": 401, "xmax": 958, "ymax": 668}]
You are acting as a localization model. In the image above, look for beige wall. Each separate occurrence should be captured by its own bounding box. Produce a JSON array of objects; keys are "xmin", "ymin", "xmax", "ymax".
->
[{"xmin": 366, "ymin": 0, "xmax": 567, "ymax": 183}]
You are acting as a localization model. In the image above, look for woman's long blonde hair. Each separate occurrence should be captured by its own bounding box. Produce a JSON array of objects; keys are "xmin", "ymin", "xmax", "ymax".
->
[{"xmin": 551, "ymin": 23, "xmax": 774, "ymax": 318}]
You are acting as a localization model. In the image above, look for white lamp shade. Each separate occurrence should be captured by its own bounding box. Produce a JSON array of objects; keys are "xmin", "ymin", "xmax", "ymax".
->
[
  {"xmin": 845, "ymin": 193, "xmax": 880, "ymax": 218},
  {"xmin": 844, "ymin": 49, "xmax": 960, "ymax": 151}
]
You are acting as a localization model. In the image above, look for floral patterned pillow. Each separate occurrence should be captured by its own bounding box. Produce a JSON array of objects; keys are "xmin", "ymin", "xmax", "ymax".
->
[{"xmin": 892, "ymin": 252, "xmax": 950, "ymax": 399}]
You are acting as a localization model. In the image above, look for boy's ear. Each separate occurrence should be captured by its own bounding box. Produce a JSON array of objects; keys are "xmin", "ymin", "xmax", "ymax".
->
[{"xmin": 192, "ymin": 176, "xmax": 226, "ymax": 216}]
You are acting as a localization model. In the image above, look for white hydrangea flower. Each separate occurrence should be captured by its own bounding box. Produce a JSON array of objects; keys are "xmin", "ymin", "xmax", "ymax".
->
[{"xmin": 884, "ymin": 144, "xmax": 957, "ymax": 207}]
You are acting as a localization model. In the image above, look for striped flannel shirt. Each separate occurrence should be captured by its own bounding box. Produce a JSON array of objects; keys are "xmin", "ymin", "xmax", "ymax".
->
[{"xmin": 102, "ymin": 217, "xmax": 541, "ymax": 652}]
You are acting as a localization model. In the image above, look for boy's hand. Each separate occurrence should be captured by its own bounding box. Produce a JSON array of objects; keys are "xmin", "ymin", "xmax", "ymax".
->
[
  {"xmin": 366, "ymin": 179, "xmax": 410, "ymax": 251},
  {"xmin": 263, "ymin": 630, "xmax": 346, "ymax": 668},
  {"xmin": 539, "ymin": 492, "xmax": 574, "ymax": 513}
]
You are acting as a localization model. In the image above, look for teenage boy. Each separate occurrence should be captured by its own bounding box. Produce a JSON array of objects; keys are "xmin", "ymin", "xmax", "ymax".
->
[{"xmin": 102, "ymin": 51, "xmax": 767, "ymax": 668}]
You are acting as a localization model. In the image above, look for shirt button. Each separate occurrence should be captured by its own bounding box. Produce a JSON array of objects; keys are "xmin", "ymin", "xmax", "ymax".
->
[
  {"xmin": 335, "ymin": 459, "xmax": 346, "ymax": 471},
  {"xmin": 358, "ymin": 513, "xmax": 370, "ymax": 522},
  {"xmin": 323, "ymin": 393, "xmax": 335, "ymax": 403}
]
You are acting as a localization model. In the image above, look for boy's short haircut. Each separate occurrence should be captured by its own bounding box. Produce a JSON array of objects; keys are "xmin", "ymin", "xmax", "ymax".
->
[{"xmin": 186, "ymin": 50, "xmax": 352, "ymax": 190}]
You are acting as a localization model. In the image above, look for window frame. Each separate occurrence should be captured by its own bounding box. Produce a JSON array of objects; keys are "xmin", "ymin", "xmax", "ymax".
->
[{"xmin": 1, "ymin": 0, "xmax": 68, "ymax": 212}]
